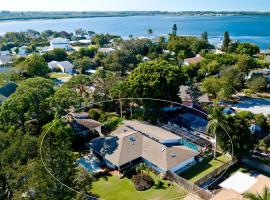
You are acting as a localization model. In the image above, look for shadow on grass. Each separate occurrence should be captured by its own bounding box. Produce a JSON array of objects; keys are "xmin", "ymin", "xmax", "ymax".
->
[
  {"xmin": 180, "ymin": 161, "xmax": 212, "ymax": 180},
  {"xmin": 153, "ymin": 180, "xmax": 167, "ymax": 189}
]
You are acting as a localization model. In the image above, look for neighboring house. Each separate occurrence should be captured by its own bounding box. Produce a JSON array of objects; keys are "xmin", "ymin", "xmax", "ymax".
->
[
  {"xmin": 0, "ymin": 83, "xmax": 17, "ymax": 105},
  {"xmin": 48, "ymin": 61, "xmax": 74, "ymax": 73},
  {"xmin": 90, "ymin": 120, "xmax": 199, "ymax": 173},
  {"xmin": 18, "ymin": 46, "xmax": 28, "ymax": 56},
  {"xmin": 36, "ymin": 46, "xmax": 50, "ymax": 54},
  {"xmin": 0, "ymin": 55, "xmax": 12, "ymax": 66},
  {"xmin": 98, "ymin": 47, "xmax": 115, "ymax": 54},
  {"xmin": 246, "ymin": 68, "xmax": 270, "ymax": 80},
  {"xmin": 179, "ymin": 85, "xmax": 210, "ymax": 107},
  {"xmin": 211, "ymin": 171, "xmax": 270, "ymax": 200},
  {"xmin": 50, "ymin": 37, "xmax": 70, "ymax": 50},
  {"xmin": 0, "ymin": 51, "xmax": 10, "ymax": 56},
  {"xmin": 67, "ymin": 112, "xmax": 102, "ymax": 136},
  {"xmin": 183, "ymin": 54, "xmax": 204, "ymax": 66}
]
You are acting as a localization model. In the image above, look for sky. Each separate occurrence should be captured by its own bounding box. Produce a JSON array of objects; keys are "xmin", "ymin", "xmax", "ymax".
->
[{"xmin": 1, "ymin": 0, "xmax": 270, "ymax": 12}]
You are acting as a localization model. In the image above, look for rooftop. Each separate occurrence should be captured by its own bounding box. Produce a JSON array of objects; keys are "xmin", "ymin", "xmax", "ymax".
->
[
  {"xmin": 91, "ymin": 121, "xmax": 198, "ymax": 171},
  {"xmin": 184, "ymin": 55, "xmax": 204, "ymax": 65}
]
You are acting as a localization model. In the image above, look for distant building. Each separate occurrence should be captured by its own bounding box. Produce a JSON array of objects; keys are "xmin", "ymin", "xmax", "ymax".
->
[
  {"xmin": 183, "ymin": 54, "xmax": 204, "ymax": 66},
  {"xmin": 98, "ymin": 47, "xmax": 115, "ymax": 54},
  {"xmin": 0, "ymin": 51, "xmax": 10, "ymax": 56},
  {"xmin": 48, "ymin": 61, "xmax": 74, "ymax": 73},
  {"xmin": 211, "ymin": 172, "xmax": 270, "ymax": 200},
  {"xmin": 0, "ymin": 55, "xmax": 12, "ymax": 66},
  {"xmin": 50, "ymin": 37, "xmax": 70, "ymax": 50}
]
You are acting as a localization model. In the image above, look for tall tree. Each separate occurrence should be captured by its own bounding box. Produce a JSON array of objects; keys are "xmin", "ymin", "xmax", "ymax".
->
[
  {"xmin": 221, "ymin": 31, "xmax": 230, "ymax": 52},
  {"xmin": 201, "ymin": 31, "xmax": 208, "ymax": 43},
  {"xmin": 37, "ymin": 119, "xmax": 76, "ymax": 199},
  {"xmin": 172, "ymin": 24, "xmax": 178, "ymax": 36},
  {"xmin": 0, "ymin": 77, "xmax": 54, "ymax": 133},
  {"xmin": 18, "ymin": 53, "xmax": 49, "ymax": 77}
]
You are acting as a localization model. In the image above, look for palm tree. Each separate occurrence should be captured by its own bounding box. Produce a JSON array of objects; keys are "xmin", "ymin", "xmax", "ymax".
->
[
  {"xmin": 206, "ymin": 104, "xmax": 229, "ymax": 159},
  {"xmin": 244, "ymin": 187, "xmax": 270, "ymax": 200}
]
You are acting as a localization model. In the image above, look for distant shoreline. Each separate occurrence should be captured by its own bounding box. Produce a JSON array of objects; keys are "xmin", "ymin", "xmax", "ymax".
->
[{"xmin": 1, "ymin": 11, "xmax": 270, "ymax": 22}]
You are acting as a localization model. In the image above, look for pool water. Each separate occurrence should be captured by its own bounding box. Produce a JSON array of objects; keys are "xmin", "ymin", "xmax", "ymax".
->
[
  {"xmin": 180, "ymin": 139, "xmax": 200, "ymax": 152},
  {"xmin": 76, "ymin": 157, "xmax": 101, "ymax": 173}
]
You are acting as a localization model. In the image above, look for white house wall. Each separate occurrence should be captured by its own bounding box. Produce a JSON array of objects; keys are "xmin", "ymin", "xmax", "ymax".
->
[{"xmin": 170, "ymin": 157, "xmax": 195, "ymax": 173}]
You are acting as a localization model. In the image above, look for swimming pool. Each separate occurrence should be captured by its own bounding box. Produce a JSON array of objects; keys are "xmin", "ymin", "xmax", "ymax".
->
[
  {"xmin": 76, "ymin": 157, "xmax": 102, "ymax": 173},
  {"xmin": 180, "ymin": 139, "xmax": 200, "ymax": 152}
]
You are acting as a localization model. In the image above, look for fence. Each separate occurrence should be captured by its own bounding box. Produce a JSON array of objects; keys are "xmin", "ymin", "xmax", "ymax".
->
[
  {"xmin": 165, "ymin": 171, "xmax": 213, "ymax": 200},
  {"xmin": 194, "ymin": 160, "xmax": 235, "ymax": 186}
]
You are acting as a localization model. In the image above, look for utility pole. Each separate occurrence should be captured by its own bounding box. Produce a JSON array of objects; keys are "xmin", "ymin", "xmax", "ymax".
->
[{"xmin": 119, "ymin": 92, "xmax": 123, "ymax": 118}]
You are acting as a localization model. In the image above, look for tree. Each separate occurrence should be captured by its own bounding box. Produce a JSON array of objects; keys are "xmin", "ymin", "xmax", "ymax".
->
[
  {"xmin": 50, "ymin": 85, "xmax": 82, "ymax": 116},
  {"xmin": 187, "ymin": 82, "xmax": 202, "ymax": 106},
  {"xmin": 248, "ymin": 75, "xmax": 267, "ymax": 92},
  {"xmin": 0, "ymin": 77, "xmax": 55, "ymax": 133},
  {"xmin": 127, "ymin": 60, "xmax": 184, "ymax": 101},
  {"xmin": 244, "ymin": 187, "xmax": 270, "ymax": 200},
  {"xmin": 18, "ymin": 53, "xmax": 49, "ymax": 77},
  {"xmin": 172, "ymin": 24, "xmax": 178, "ymax": 36},
  {"xmin": 43, "ymin": 48, "xmax": 68, "ymax": 62},
  {"xmin": 236, "ymin": 54, "xmax": 257, "ymax": 73},
  {"xmin": 236, "ymin": 43, "xmax": 260, "ymax": 56},
  {"xmin": 66, "ymin": 74, "xmax": 92, "ymax": 106},
  {"xmin": 206, "ymin": 105, "xmax": 229, "ymax": 158},
  {"xmin": 201, "ymin": 31, "xmax": 208, "ymax": 43},
  {"xmin": 38, "ymin": 119, "xmax": 76, "ymax": 199},
  {"xmin": 73, "ymin": 57, "xmax": 96, "ymax": 73},
  {"xmin": 200, "ymin": 77, "xmax": 223, "ymax": 99},
  {"xmin": 221, "ymin": 31, "xmax": 230, "ymax": 51},
  {"xmin": 220, "ymin": 113, "xmax": 256, "ymax": 159},
  {"xmin": 104, "ymin": 50, "xmax": 138, "ymax": 76},
  {"xmin": 147, "ymin": 28, "xmax": 153, "ymax": 37}
]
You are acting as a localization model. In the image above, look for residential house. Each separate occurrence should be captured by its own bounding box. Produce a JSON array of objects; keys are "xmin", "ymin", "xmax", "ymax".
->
[
  {"xmin": 0, "ymin": 83, "xmax": 17, "ymax": 105},
  {"xmin": 183, "ymin": 54, "xmax": 204, "ymax": 66},
  {"xmin": 48, "ymin": 61, "xmax": 74, "ymax": 73},
  {"xmin": 0, "ymin": 55, "xmax": 12, "ymax": 66},
  {"xmin": 0, "ymin": 51, "xmax": 10, "ymax": 56},
  {"xmin": 211, "ymin": 171, "xmax": 270, "ymax": 200},
  {"xmin": 90, "ymin": 120, "xmax": 199, "ymax": 173},
  {"xmin": 179, "ymin": 85, "xmax": 210, "ymax": 107},
  {"xmin": 50, "ymin": 37, "xmax": 70, "ymax": 50},
  {"xmin": 67, "ymin": 112, "xmax": 102, "ymax": 136},
  {"xmin": 98, "ymin": 47, "xmax": 115, "ymax": 55}
]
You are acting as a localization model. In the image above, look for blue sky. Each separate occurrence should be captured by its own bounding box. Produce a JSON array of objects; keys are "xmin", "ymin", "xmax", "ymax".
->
[{"xmin": 2, "ymin": 0, "xmax": 270, "ymax": 11}]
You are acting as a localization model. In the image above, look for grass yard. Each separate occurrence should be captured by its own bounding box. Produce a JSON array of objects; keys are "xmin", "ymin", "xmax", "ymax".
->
[
  {"xmin": 180, "ymin": 154, "xmax": 231, "ymax": 183},
  {"xmin": 49, "ymin": 72, "xmax": 72, "ymax": 78},
  {"xmin": 90, "ymin": 172, "xmax": 187, "ymax": 200}
]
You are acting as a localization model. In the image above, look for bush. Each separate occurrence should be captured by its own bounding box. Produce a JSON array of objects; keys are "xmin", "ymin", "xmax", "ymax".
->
[
  {"xmin": 102, "ymin": 116, "xmax": 122, "ymax": 134},
  {"xmin": 132, "ymin": 173, "xmax": 154, "ymax": 191},
  {"xmin": 88, "ymin": 108, "xmax": 101, "ymax": 121}
]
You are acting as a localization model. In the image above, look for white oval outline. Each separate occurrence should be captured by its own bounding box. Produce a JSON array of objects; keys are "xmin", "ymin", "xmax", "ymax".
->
[{"xmin": 39, "ymin": 97, "xmax": 234, "ymax": 200}]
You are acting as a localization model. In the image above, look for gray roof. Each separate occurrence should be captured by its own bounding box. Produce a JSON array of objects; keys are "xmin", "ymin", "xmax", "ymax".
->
[
  {"xmin": 179, "ymin": 85, "xmax": 210, "ymax": 103},
  {"xmin": 0, "ymin": 55, "xmax": 12, "ymax": 65},
  {"xmin": 91, "ymin": 121, "xmax": 198, "ymax": 171}
]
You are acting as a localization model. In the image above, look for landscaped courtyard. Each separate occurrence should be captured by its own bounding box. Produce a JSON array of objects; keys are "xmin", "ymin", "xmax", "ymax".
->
[
  {"xmin": 180, "ymin": 154, "xmax": 231, "ymax": 183},
  {"xmin": 90, "ymin": 171, "xmax": 187, "ymax": 200}
]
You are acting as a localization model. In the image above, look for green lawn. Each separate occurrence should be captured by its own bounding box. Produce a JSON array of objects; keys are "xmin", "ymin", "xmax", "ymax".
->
[
  {"xmin": 90, "ymin": 172, "xmax": 187, "ymax": 200},
  {"xmin": 49, "ymin": 72, "xmax": 72, "ymax": 78},
  {"xmin": 180, "ymin": 155, "xmax": 231, "ymax": 183}
]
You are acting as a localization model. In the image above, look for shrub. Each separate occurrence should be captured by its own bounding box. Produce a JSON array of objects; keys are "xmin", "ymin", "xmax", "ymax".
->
[
  {"xmin": 88, "ymin": 108, "xmax": 101, "ymax": 121},
  {"xmin": 132, "ymin": 173, "xmax": 154, "ymax": 191}
]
